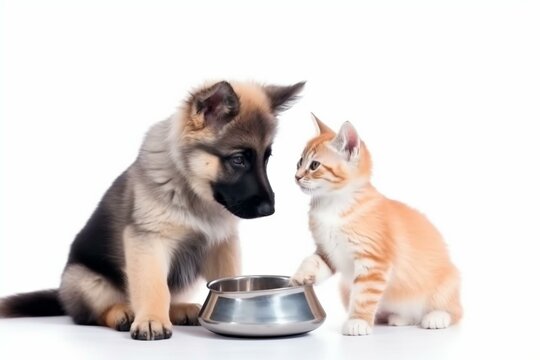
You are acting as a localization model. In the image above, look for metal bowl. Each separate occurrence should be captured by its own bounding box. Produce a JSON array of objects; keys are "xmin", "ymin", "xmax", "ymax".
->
[{"xmin": 198, "ymin": 275, "xmax": 326, "ymax": 337}]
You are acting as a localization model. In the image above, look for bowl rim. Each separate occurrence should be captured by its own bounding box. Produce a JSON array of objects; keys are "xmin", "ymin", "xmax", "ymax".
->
[{"xmin": 205, "ymin": 275, "xmax": 306, "ymax": 295}]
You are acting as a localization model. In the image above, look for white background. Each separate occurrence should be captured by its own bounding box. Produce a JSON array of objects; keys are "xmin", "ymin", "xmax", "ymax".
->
[{"xmin": 1, "ymin": 0, "xmax": 539, "ymax": 359}]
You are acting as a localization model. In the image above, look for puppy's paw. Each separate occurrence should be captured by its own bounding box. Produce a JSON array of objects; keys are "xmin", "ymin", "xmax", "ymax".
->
[
  {"xmin": 130, "ymin": 316, "xmax": 173, "ymax": 340},
  {"xmin": 290, "ymin": 271, "xmax": 316, "ymax": 286},
  {"xmin": 102, "ymin": 304, "xmax": 134, "ymax": 332},
  {"xmin": 342, "ymin": 318, "xmax": 373, "ymax": 336},
  {"xmin": 421, "ymin": 310, "xmax": 451, "ymax": 329},
  {"xmin": 170, "ymin": 303, "xmax": 201, "ymax": 326}
]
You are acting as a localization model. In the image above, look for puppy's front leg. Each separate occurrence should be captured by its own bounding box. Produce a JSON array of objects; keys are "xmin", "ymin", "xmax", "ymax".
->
[
  {"xmin": 202, "ymin": 235, "xmax": 241, "ymax": 281},
  {"xmin": 124, "ymin": 225, "xmax": 173, "ymax": 340}
]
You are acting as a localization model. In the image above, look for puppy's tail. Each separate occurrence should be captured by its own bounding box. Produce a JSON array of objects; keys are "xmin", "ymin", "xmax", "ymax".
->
[{"xmin": 0, "ymin": 289, "xmax": 65, "ymax": 317}]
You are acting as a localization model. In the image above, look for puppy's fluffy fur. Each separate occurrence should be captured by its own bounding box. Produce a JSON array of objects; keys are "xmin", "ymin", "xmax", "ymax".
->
[{"xmin": 0, "ymin": 80, "xmax": 304, "ymax": 340}]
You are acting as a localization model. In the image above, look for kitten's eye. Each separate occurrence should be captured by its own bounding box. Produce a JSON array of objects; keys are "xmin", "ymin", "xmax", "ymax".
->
[
  {"xmin": 230, "ymin": 154, "xmax": 246, "ymax": 168},
  {"xmin": 297, "ymin": 157, "xmax": 303, "ymax": 169},
  {"xmin": 309, "ymin": 161, "xmax": 320, "ymax": 171}
]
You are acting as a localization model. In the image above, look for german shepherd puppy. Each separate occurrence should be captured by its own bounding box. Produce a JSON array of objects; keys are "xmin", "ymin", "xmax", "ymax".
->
[{"xmin": 0, "ymin": 80, "xmax": 305, "ymax": 340}]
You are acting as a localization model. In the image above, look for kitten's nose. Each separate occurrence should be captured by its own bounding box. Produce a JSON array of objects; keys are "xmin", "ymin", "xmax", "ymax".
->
[{"xmin": 295, "ymin": 175, "xmax": 302, "ymax": 181}]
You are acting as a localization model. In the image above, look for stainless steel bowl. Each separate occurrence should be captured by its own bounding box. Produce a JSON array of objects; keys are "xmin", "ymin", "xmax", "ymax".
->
[{"xmin": 198, "ymin": 275, "xmax": 326, "ymax": 337}]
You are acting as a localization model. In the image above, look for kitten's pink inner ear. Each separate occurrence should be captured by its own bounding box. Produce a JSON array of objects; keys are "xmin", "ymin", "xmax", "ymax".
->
[
  {"xmin": 333, "ymin": 121, "xmax": 360, "ymax": 159},
  {"xmin": 343, "ymin": 122, "xmax": 359, "ymax": 153},
  {"xmin": 311, "ymin": 113, "xmax": 333, "ymax": 135}
]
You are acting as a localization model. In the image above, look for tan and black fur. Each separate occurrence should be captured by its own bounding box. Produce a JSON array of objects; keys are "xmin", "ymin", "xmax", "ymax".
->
[{"xmin": 0, "ymin": 80, "xmax": 304, "ymax": 340}]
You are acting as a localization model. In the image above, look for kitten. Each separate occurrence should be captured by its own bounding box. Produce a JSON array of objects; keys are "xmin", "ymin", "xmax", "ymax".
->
[{"xmin": 291, "ymin": 115, "xmax": 462, "ymax": 336}]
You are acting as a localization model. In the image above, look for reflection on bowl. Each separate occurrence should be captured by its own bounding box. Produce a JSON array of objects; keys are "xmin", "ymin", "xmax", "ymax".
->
[{"xmin": 198, "ymin": 275, "xmax": 326, "ymax": 337}]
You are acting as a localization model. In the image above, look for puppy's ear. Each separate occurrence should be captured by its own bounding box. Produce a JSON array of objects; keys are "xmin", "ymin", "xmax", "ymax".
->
[
  {"xmin": 264, "ymin": 81, "xmax": 306, "ymax": 114},
  {"xmin": 195, "ymin": 81, "xmax": 239, "ymax": 128}
]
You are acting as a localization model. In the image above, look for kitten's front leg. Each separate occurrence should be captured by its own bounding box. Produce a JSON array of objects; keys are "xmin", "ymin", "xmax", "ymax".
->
[
  {"xmin": 291, "ymin": 253, "xmax": 334, "ymax": 286},
  {"xmin": 343, "ymin": 260, "xmax": 389, "ymax": 336}
]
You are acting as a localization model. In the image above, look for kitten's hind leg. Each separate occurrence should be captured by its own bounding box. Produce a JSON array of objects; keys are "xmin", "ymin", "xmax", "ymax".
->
[
  {"xmin": 421, "ymin": 268, "xmax": 462, "ymax": 329},
  {"xmin": 388, "ymin": 313, "xmax": 414, "ymax": 326},
  {"xmin": 421, "ymin": 310, "xmax": 451, "ymax": 329}
]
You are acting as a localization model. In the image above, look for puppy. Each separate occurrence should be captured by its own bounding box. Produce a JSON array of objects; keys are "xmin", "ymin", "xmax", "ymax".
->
[{"xmin": 0, "ymin": 80, "xmax": 305, "ymax": 340}]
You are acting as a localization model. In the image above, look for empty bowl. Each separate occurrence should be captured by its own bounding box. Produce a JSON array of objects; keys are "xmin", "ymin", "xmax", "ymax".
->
[{"xmin": 198, "ymin": 275, "xmax": 326, "ymax": 337}]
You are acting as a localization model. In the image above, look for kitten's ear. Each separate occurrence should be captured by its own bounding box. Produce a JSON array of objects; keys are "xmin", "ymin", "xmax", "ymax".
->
[
  {"xmin": 311, "ymin": 113, "xmax": 334, "ymax": 135},
  {"xmin": 264, "ymin": 81, "xmax": 306, "ymax": 114},
  {"xmin": 194, "ymin": 81, "xmax": 239, "ymax": 128},
  {"xmin": 331, "ymin": 121, "xmax": 360, "ymax": 160}
]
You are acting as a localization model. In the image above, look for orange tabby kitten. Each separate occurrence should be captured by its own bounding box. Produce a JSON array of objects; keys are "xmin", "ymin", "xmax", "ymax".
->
[{"xmin": 291, "ymin": 115, "xmax": 462, "ymax": 336}]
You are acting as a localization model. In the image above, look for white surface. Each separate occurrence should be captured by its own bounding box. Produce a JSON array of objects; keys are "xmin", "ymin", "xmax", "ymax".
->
[
  {"xmin": 0, "ymin": 314, "xmax": 537, "ymax": 359},
  {"xmin": 1, "ymin": 0, "xmax": 540, "ymax": 359}
]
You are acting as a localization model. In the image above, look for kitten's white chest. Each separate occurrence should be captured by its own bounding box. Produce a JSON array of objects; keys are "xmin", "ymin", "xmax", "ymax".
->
[{"xmin": 310, "ymin": 197, "xmax": 355, "ymax": 278}]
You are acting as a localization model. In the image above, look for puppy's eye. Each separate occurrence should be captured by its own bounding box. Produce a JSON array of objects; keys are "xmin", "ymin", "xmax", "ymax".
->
[
  {"xmin": 264, "ymin": 148, "xmax": 272, "ymax": 165},
  {"xmin": 230, "ymin": 154, "xmax": 245, "ymax": 167},
  {"xmin": 264, "ymin": 147, "xmax": 273, "ymax": 160},
  {"xmin": 309, "ymin": 161, "xmax": 320, "ymax": 171},
  {"xmin": 297, "ymin": 157, "xmax": 303, "ymax": 169}
]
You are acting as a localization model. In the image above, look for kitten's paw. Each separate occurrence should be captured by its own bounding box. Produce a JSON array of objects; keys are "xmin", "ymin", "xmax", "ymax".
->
[
  {"xmin": 421, "ymin": 310, "xmax": 451, "ymax": 329},
  {"xmin": 130, "ymin": 316, "xmax": 173, "ymax": 340},
  {"xmin": 342, "ymin": 318, "xmax": 373, "ymax": 336},
  {"xmin": 387, "ymin": 314, "xmax": 412, "ymax": 326},
  {"xmin": 290, "ymin": 271, "xmax": 316, "ymax": 286},
  {"xmin": 291, "ymin": 254, "xmax": 333, "ymax": 286}
]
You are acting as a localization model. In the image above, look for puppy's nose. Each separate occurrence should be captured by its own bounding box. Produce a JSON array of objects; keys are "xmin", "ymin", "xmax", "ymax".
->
[{"xmin": 255, "ymin": 202, "xmax": 275, "ymax": 217}]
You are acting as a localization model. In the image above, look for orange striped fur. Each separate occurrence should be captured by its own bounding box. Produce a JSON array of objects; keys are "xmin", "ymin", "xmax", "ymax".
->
[{"xmin": 292, "ymin": 115, "xmax": 462, "ymax": 336}]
